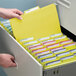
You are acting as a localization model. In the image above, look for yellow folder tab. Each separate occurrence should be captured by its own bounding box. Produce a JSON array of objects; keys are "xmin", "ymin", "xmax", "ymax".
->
[{"xmin": 10, "ymin": 4, "xmax": 61, "ymax": 40}]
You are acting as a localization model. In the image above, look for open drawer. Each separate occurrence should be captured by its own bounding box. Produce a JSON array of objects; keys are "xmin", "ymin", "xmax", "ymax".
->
[
  {"xmin": 0, "ymin": 23, "xmax": 76, "ymax": 76},
  {"xmin": 0, "ymin": 4, "xmax": 76, "ymax": 76}
]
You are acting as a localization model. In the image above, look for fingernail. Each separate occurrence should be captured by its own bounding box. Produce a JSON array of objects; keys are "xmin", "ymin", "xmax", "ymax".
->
[{"xmin": 19, "ymin": 17, "xmax": 23, "ymax": 20}]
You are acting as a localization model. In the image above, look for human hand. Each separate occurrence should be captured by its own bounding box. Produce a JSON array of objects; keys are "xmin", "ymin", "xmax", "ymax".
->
[
  {"xmin": 0, "ymin": 8, "xmax": 23, "ymax": 19},
  {"xmin": 0, "ymin": 54, "xmax": 16, "ymax": 68}
]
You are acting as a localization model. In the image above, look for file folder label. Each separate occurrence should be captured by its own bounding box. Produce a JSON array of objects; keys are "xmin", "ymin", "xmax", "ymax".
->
[
  {"xmin": 70, "ymin": 49, "xmax": 76, "ymax": 53},
  {"xmin": 55, "ymin": 36, "xmax": 66, "ymax": 40},
  {"xmin": 41, "ymin": 57, "xmax": 56, "ymax": 62},
  {"xmin": 1, "ymin": 20, "xmax": 10, "ymax": 24},
  {"xmin": 41, "ymin": 39, "xmax": 54, "ymax": 44},
  {"xmin": 47, "ymin": 43, "xmax": 60, "ymax": 49},
  {"xmin": 24, "ymin": 41, "xmax": 38, "ymax": 45},
  {"xmin": 38, "ymin": 53, "xmax": 53, "ymax": 59},
  {"xmin": 60, "ymin": 40, "xmax": 72, "ymax": 45},
  {"xmin": 50, "ymin": 33, "xmax": 62, "ymax": 38},
  {"xmin": 29, "ymin": 45, "xmax": 43, "ymax": 50},
  {"xmin": 35, "ymin": 50, "xmax": 50, "ymax": 56},
  {"xmin": 39, "ymin": 37, "xmax": 50, "ymax": 41},
  {"xmin": 51, "ymin": 46, "xmax": 63, "ymax": 51},
  {"xmin": 28, "ymin": 43, "xmax": 41, "ymax": 48},
  {"xmin": 46, "ymin": 60, "xmax": 60, "ymax": 66},
  {"xmin": 43, "ymin": 41, "xmax": 56, "ymax": 46},
  {"xmin": 61, "ymin": 55, "xmax": 74, "ymax": 60},
  {"xmin": 64, "ymin": 43, "xmax": 76, "ymax": 47},
  {"xmin": 32, "ymin": 48, "xmax": 46, "ymax": 53},
  {"xmin": 57, "ymin": 52, "xmax": 70, "ymax": 57},
  {"xmin": 20, "ymin": 37, "xmax": 34, "ymax": 42},
  {"xmin": 53, "ymin": 48, "xmax": 66, "ymax": 54}
]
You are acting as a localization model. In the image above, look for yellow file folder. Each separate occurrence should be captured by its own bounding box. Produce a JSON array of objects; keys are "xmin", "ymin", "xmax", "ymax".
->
[{"xmin": 10, "ymin": 4, "xmax": 61, "ymax": 40}]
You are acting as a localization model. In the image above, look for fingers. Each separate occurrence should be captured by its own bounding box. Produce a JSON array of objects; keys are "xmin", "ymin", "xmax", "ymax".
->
[
  {"xmin": 10, "ymin": 55, "xmax": 15, "ymax": 60},
  {"xmin": 12, "ymin": 9, "xmax": 23, "ymax": 15},
  {"xmin": 5, "ymin": 54, "xmax": 17, "ymax": 68},
  {"xmin": 11, "ymin": 13, "xmax": 23, "ymax": 20},
  {"xmin": 0, "ymin": 54, "xmax": 17, "ymax": 68},
  {"xmin": 10, "ymin": 55, "xmax": 17, "ymax": 67},
  {"xmin": 4, "ymin": 59, "xmax": 16, "ymax": 68},
  {"xmin": 0, "ymin": 8, "xmax": 23, "ymax": 19},
  {"xmin": 4, "ymin": 62, "xmax": 16, "ymax": 68},
  {"xmin": 9, "ymin": 62, "xmax": 17, "ymax": 67},
  {"xmin": 16, "ymin": 9, "xmax": 23, "ymax": 15}
]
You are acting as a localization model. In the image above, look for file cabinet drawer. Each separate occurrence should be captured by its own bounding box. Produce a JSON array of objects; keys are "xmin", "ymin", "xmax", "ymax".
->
[{"xmin": 0, "ymin": 26, "xmax": 76, "ymax": 76}]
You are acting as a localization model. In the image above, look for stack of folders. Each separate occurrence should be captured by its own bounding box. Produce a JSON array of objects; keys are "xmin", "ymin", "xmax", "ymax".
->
[
  {"xmin": 18, "ymin": 33, "xmax": 76, "ymax": 69},
  {"xmin": 0, "ymin": 21, "xmax": 76, "ymax": 69},
  {"xmin": 0, "ymin": 20, "xmax": 13, "ymax": 34}
]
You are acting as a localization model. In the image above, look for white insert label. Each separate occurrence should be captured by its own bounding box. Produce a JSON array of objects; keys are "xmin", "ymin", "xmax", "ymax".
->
[
  {"xmin": 28, "ymin": 43, "xmax": 41, "ymax": 48},
  {"xmin": 41, "ymin": 39, "xmax": 54, "ymax": 44},
  {"xmin": 61, "ymin": 40, "xmax": 72, "ymax": 44},
  {"xmin": 30, "ymin": 45, "xmax": 43, "ymax": 50},
  {"xmin": 39, "ymin": 37, "xmax": 50, "ymax": 41},
  {"xmin": 64, "ymin": 43, "xmax": 76, "ymax": 47},
  {"xmin": 32, "ymin": 48, "xmax": 46, "ymax": 53},
  {"xmin": 44, "ymin": 41, "xmax": 56, "ymax": 45},
  {"xmin": 55, "ymin": 36, "xmax": 66, "ymax": 40},
  {"xmin": 53, "ymin": 49, "xmax": 66, "ymax": 53},
  {"xmin": 24, "ymin": 41, "xmax": 37, "ymax": 45},
  {"xmin": 46, "ymin": 61, "xmax": 60, "ymax": 66},
  {"xmin": 41, "ymin": 57, "xmax": 56, "ymax": 62},
  {"xmin": 51, "ymin": 33, "xmax": 62, "ymax": 37},
  {"xmin": 38, "ymin": 53, "xmax": 52, "ymax": 59},
  {"xmin": 57, "ymin": 52, "xmax": 70, "ymax": 57},
  {"xmin": 51, "ymin": 46, "xmax": 63, "ymax": 51},
  {"xmin": 61, "ymin": 55, "xmax": 73, "ymax": 60},
  {"xmin": 35, "ymin": 51, "xmax": 50, "ymax": 56},
  {"xmin": 70, "ymin": 49, "xmax": 76, "ymax": 53},
  {"xmin": 20, "ymin": 37, "xmax": 34, "ymax": 42},
  {"xmin": 47, "ymin": 44, "xmax": 60, "ymax": 48}
]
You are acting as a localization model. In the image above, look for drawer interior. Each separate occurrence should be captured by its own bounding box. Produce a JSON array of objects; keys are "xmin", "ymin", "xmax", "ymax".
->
[{"xmin": 0, "ymin": 20, "xmax": 76, "ymax": 70}]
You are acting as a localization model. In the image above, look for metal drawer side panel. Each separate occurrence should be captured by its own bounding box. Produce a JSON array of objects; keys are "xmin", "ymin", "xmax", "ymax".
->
[
  {"xmin": 58, "ymin": 0, "xmax": 76, "ymax": 35},
  {"xmin": 0, "ymin": 26, "xmax": 43, "ymax": 76},
  {"xmin": 37, "ymin": 0, "xmax": 76, "ymax": 35}
]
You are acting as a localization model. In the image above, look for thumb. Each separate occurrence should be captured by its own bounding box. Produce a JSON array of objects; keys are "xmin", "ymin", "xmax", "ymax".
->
[
  {"xmin": 10, "ymin": 56, "xmax": 17, "ymax": 67},
  {"xmin": 10, "ymin": 55, "xmax": 15, "ymax": 63},
  {"xmin": 9, "ymin": 61, "xmax": 17, "ymax": 67},
  {"xmin": 11, "ymin": 62, "xmax": 17, "ymax": 67},
  {"xmin": 12, "ymin": 13, "xmax": 22, "ymax": 20}
]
